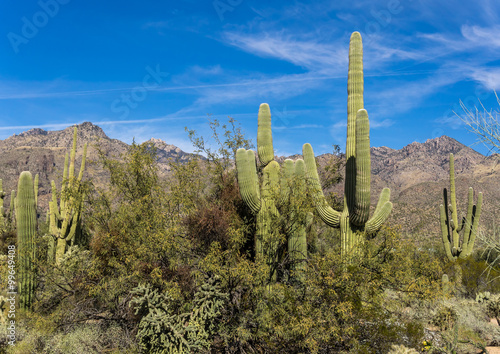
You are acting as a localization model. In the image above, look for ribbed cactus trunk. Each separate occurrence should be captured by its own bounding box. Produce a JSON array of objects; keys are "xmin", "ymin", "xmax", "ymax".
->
[
  {"xmin": 303, "ymin": 32, "xmax": 393, "ymax": 261},
  {"xmin": 236, "ymin": 105, "xmax": 282, "ymax": 281},
  {"xmin": 16, "ymin": 171, "xmax": 37, "ymax": 311},
  {"xmin": 440, "ymin": 153, "xmax": 483, "ymax": 261}
]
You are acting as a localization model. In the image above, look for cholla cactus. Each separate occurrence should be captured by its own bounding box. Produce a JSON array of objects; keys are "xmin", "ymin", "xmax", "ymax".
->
[
  {"xmin": 475, "ymin": 291, "xmax": 490, "ymax": 303},
  {"xmin": 303, "ymin": 32, "xmax": 392, "ymax": 259},
  {"xmin": 130, "ymin": 277, "xmax": 228, "ymax": 353},
  {"xmin": 486, "ymin": 294, "xmax": 500, "ymax": 325}
]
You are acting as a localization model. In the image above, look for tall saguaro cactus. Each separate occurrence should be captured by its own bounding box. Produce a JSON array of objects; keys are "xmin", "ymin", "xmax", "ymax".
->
[
  {"xmin": 236, "ymin": 104, "xmax": 309, "ymax": 280},
  {"xmin": 16, "ymin": 171, "xmax": 37, "ymax": 310},
  {"xmin": 303, "ymin": 31, "xmax": 393, "ymax": 259},
  {"xmin": 0, "ymin": 180, "xmax": 5, "ymax": 231},
  {"xmin": 440, "ymin": 153, "xmax": 483, "ymax": 261},
  {"xmin": 49, "ymin": 126, "xmax": 87, "ymax": 263}
]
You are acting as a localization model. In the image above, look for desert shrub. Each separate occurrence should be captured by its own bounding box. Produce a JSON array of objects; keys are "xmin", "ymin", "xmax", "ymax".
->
[
  {"xmin": 196, "ymin": 235, "xmax": 428, "ymax": 353},
  {"xmin": 0, "ymin": 230, "xmax": 16, "ymax": 256},
  {"xmin": 387, "ymin": 344, "xmax": 419, "ymax": 353},
  {"xmin": 434, "ymin": 298, "xmax": 500, "ymax": 347},
  {"xmin": 34, "ymin": 246, "xmax": 95, "ymax": 323},
  {"xmin": 486, "ymin": 294, "xmax": 500, "ymax": 325},
  {"xmin": 4, "ymin": 322, "xmax": 137, "ymax": 354},
  {"xmin": 83, "ymin": 141, "xmax": 194, "ymax": 323},
  {"xmin": 432, "ymin": 306, "xmax": 458, "ymax": 331},
  {"xmin": 454, "ymin": 257, "xmax": 500, "ymax": 298}
]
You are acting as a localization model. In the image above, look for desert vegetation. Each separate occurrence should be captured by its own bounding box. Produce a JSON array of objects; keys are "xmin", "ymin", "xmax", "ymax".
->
[{"xmin": 0, "ymin": 32, "xmax": 499, "ymax": 353}]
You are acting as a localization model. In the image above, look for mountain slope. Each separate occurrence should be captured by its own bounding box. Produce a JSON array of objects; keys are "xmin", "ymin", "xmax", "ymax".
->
[{"xmin": 0, "ymin": 123, "xmax": 497, "ymax": 242}]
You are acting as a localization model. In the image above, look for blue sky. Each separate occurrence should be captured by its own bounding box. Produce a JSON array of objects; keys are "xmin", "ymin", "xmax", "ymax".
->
[{"xmin": 1, "ymin": 0, "xmax": 499, "ymax": 156}]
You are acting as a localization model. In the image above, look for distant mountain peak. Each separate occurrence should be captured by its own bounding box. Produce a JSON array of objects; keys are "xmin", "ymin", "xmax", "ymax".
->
[
  {"xmin": 147, "ymin": 137, "xmax": 181, "ymax": 153},
  {"xmin": 18, "ymin": 128, "xmax": 47, "ymax": 137},
  {"xmin": 72, "ymin": 121, "xmax": 108, "ymax": 139},
  {"xmin": 400, "ymin": 135, "xmax": 481, "ymax": 157}
]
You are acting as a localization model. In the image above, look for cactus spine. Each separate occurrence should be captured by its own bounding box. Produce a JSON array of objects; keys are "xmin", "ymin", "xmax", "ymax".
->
[
  {"xmin": 16, "ymin": 171, "xmax": 37, "ymax": 310},
  {"xmin": 440, "ymin": 153, "xmax": 482, "ymax": 261},
  {"xmin": 303, "ymin": 32, "xmax": 392, "ymax": 259},
  {"xmin": 236, "ymin": 104, "xmax": 309, "ymax": 280},
  {"xmin": 49, "ymin": 127, "xmax": 87, "ymax": 263}
]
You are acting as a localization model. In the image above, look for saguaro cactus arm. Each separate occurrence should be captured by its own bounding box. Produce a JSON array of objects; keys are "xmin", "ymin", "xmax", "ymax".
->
[
  {"xmin": 350, "ymin": 109, "xmax": 371, "ymax": 226},
  {"xmin": 303, "ymin": 143, "xmax": 341, "ymax": 228},
  {"xmin": 257, "ymin": 103, "xmax": 274, "ymax": 167},
  {"xmin": 235, "ymin": 148, "xmax": 261, "ymax": 214},
  {"xmin": 460, "ymin": 191, "xmax": 482, "ymax": 258},
  {"xmin": 365, "ymin": 188, "xmax": 393, "ymax": 235}
]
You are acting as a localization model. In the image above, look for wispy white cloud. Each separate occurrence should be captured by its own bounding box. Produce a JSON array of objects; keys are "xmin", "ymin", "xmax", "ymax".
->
[
  {"xmin": 461, "ymin": 25, "xmax": 500, "ymax": 48},
  {"xmin": 223, "ymin": 31, "xmax": 348, "ymax": 74},
  {"xmin": 469, "ymin": 67, "xmax": 500, "ymax": 91},
  {"xmin": 273, "ymin": 124, "xmax": 323, "ymax": 130}
]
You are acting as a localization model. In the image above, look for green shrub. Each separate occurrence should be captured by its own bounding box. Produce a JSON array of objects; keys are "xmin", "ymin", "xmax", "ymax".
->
[
  {"xmin": 432, "ymin": 306, "xmax": 458, "ymax": 331},
  {"xmin": 486, "ymin": 294, "xmax": 500, "ymax": 325}
]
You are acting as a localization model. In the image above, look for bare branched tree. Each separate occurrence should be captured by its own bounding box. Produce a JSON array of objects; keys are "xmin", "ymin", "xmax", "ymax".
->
[
  {"xmin": 455, "ymin": 92, "xmax": 500, "ymax": 154},
  {"xmin": 456, "ymin": 91, "xmax": 500, "ymax": 280}
]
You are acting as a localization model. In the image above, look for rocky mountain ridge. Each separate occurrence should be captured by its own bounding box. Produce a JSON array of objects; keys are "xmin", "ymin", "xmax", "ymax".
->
[{"xmin": 0, "ymin": 122, "xmax": 498, "ymax": 240}]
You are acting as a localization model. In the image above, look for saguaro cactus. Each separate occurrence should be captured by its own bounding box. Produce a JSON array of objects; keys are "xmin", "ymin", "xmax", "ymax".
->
[
  {"xmin": 303, "ymin": 32, "xmax": 393, "ymax": 259},
  {"xmin": 16, "ymin": 171, "xmax": 37, "ymax": 310},
  {"xmin": 49, "ymin": 127, "xmax": 87, "ymax": 263},
  {"xmin": 440, "ymin": 153, "xmax": 482, "ymax": 261},
  {"xmin": 236, "ymin": 104, "xmax": 309, "ymax": 280},
  {"xmin": 0, "ymin": 180, "xmax": 5, "ymax": 231}
]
